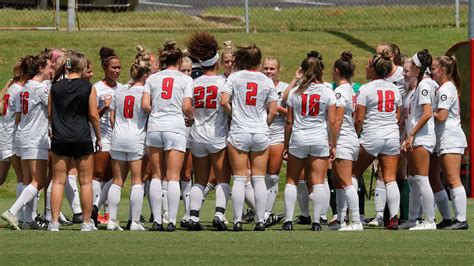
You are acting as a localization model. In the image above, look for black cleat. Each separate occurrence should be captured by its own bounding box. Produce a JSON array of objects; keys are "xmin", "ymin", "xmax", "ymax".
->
[
  {"xmin": 319, "ymin": 218, "xmax": 328, "ymax": 226},
  {"xmin": 436, "ymin": 219, "xmax": 453, "ymax": 229},
  {"xmin": 59, "ymin": 216, "xmax": 73, "ymax": 226},
  {"xmin": 34, "ymin": 216, "xmax": 49, "ymax": 230},
  {"xmin": 445, "ymin": 220, "xmax": 469, "ymax": 230},
  {"xmin": 167, "ymin": 222, "xmax": 176, "ymax": 232},
  {"xmin": 282, "ymin": 221, "xmax": 293, "ymax": 231},
  {"xmin": 150, "ymin": 222, "xmax": 164, "ymax": 231},
  {"xmin": 125, "ymin": 220, "xmax": 132, "ymax": 230},
  {"xmin": 311, "ymin": 222, "xmax": 322, "ymax": 231},
  {"xmin": 242, "ymin": 209, "xmax": 255, "ymax": 224},
  {"xmin": 187, "ymin": 220, "xmax": 203, "ymax": 231},
  {"xmin": 264, "ymin": 213, "xmax": 285, "ymax": 228},
  {"xmin": 294, "ymin": 215, "xmax": 311, "ymax": 225},
  {"xmin": 72, "ymin": 213, "xmax": 83, "ymax": 224},
  {"xmin": 180, "ymin": 218, "xmax": 190, "ymax": 229},
  {"xmin": 254, "ymin": 222, "xmax": 265, "ymax": 231},
  {"xmin": 91, "ymin": 205, "xmax": 99, "ymax": 228},
  {"xmin": 212, "ymin": 216, "xmax": 227, "ymax": 231},
  {"xmin": 233, "ymin": 222, "xmax": 243, "ymax": 232}
]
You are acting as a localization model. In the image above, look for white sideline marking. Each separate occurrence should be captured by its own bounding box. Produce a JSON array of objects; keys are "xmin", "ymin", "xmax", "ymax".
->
[
  {"xmin": 139, "ymin": 1, "xmax": 193, "ymax": 8},
  {"xmin": 280, "ymin": 0, "xmax": 334, "ymax": 6}
]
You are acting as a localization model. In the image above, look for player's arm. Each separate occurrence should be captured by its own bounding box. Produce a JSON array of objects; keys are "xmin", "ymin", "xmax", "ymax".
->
[
  {"xmin": 283, "ymin": 105, "xmax": 294, "ymax": 159},
  {"xmin": 142, "ymin": 92, "xmax": 152, "ymax": 113},
  {"xmin": 354, "ymin": 104, "xmax": 366, "ymax": 136},
  {"xmin": 220, "ymin": 92, "xmax": 232, "ymax": 116},
  {"xmin": 89, "ymin": 87, "xmax": 102, "ymax": 149},
  {"xmin": 266, "ymin": 101, "xmax": 277, "ymax": 126},
  {"xmin": 182, "ymin": 97, "xmax": 194, "ymax": 127}
]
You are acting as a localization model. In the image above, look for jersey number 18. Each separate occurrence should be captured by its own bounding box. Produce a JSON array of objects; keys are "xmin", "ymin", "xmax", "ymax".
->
[{"xmin": 377, "ymin": 90, "xmax": 395, "ymax": 112}]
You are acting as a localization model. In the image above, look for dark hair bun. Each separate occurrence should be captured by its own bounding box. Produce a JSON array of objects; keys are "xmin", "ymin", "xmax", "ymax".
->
[
  {"xmin": 380, "ymin": 49, "xmax": 392, "ymax": 60},
  {"xmin": 163, "ymin": 40, "xmax": 177, "ymax": 51},
  {"xmin": 99, "ymin": 47, "xmax": 116, "ymax": 60},
  {"xmin": 340, "ymin": 51, "xmax": 352, "ymax": 62},
  {"xmin": 307, "ymin": 51, "xmax": 323, "ymax": 61}
]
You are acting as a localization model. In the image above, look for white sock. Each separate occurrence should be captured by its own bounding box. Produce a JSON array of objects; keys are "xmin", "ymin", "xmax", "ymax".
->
[
  {"xmin": 167, "ymin": 181, "xmax": 180, "ymax": 225},
  {"xmin": 450, "ymin": 186, "xmax": 467, "ymax": 222},
  {"xmin": 180, "ymin": 180, "xmax": 192, "ymax": 219},
  {"xmin": 321, "ymin": 179, "xmax": 330, "ymax": 220},
  {"xmin": 203, "ymin": 183, "xmax": 215, "ymax": 199},
  {"xmin": 130, "ymin": 184, "xmax": 144, "ymax": 223},
  {"xmin": 345, "ymin": 185, "xmax": 360, "ymax": 223},
  {"xmin": 335, "ymin": 188, "xmax": 347, "ymax": 222},
  {"xmin": 297, "ymin": 180, "xmax": 310, "ymax": 217},
  {"xmin": 374, "ymin": 179, "xmax": 386, "ymax": 219},
  {"xmin": 252, "ymin": 176, "xmax": 267, "ymax": 223},
  {"xmin": 65, "ymin": 175, "xmax": 82, "ymax": 214},
  {"xmin": 92, "ymin": 180, "xmax": 101, "ymax": 207},
  {"xmin": 284, "ymin": 184, "xmax": 297, "ymax": 222},
  {"xmin": 244, "ymin": 179, "xmax": 256, "ymax": 211},
  {"xmin": 32, "ymin": 190, "xmax": 40, "ymax": 221},
  {"xmin": 107, "ymin": 184, "xmax": 122, "ymax": 221},
  {"xmin": 189, "ymin": 184, "xmax": 205, "ymax": 222},
  {"xmin": 162, "ymin": 180, "xmax": 168, "ymax": 214},
  {"xmin": 45, "ymin": 182, "xmax": 52, "ymax": 221},
  {"xmin": 407, "ymin": 175, "xmax": 421, "ymax": 221},
  {"xmin": 434, "ymin": 190, "xmax": 451, "ymax": 220},
  {"xmin": 215, "ymin": 183, "xmax": 230, "ymax": 220},
  {"xmin": 232, "ymin": 176, "xmax": 246, "ymax": 223},
  {"xmin": 265, "ymin": 174, "xmax": 279, "ymax": 216},
  {"xmin": 313, "ymin": 184, "xmax": 327, "ymax": 223},
  {"xmin": 352, "ymin": 177, "xmax": 358, "ymax": 192},
  {"xmin": 16, "ymin": 183, "xmax": 24, "ymax": 222},
  {"xmin": 96, "ymin": 179, "xmax": 113, "ymax": 208},
  {"xmin": 385, "ymin": 181, "xmax": 400, "ymax": 219},
  {"xmin": 10, "ymin": 184, "xmax": 38, "ymax": 216},
  {"xmin": 415, "ymin": 175, "xmax": 435, "ymax": 223},
  {"xmin": 149, "ymin": 179, "xmax": 162, "ymax": 224}
]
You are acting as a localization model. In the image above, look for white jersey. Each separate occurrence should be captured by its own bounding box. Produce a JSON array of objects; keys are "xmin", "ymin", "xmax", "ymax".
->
[
  {"xmin": 268, "ymin": 80, "xmax": 289, "ymax": 138},
  {"xmin": 435, "ymin": 81, "xmax": 467, "ymax": 149},
  {"xmin": 406, "ymin": 78, "xmax": 437, "ymax": 147},
  {"xmin": 357, "ymin": 79, "xmax": 402, "ymax": 141},
  {"xmin": 385, "ymin": 66, "xmax": 406, "ymax": 99},
  {"xmin": 144, "ymin": 69, "xmax": 193, "ymax": 136},
  {"xmin": 222, "ymin": 70, "xmax": 278, "ymax": 134},
  {"xmin": 15, "ymin": 80, "xmax": 50, "ymax": 149},
  {"xmin": 334, "ymin": 83, "xmax": 358, "ymax": 147},
  {"xmin": 94, "ymin": 80, "xmax": 121, "ymax": 141},
  {"xmin": 190, "ymin": 74, "xmax": 229, "ymax": 145},
  {"xmin": 110, "ymin": 84, "xmax": 147, "ymax": 153},
  {"xmin": 0, "ymin": 83, "xmax": 23, "ymax": 151},
  {"xmin": 287, "ymin": 83, "xmax": 337, "ymax": 146}
]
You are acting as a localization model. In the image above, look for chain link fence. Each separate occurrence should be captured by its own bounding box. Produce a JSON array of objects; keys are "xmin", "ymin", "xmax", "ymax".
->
[{"xmin": 0, "ymin": 0, "xmax": 468, "ymax": 32}]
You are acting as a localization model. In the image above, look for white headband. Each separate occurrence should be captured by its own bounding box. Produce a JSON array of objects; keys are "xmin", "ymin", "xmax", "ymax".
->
[
  {"xmin": 200, "ymin": 52, "xmax": 220, "ymax": 67},
  {"xmin": 412, "ymin": 53, "xmax": 422, "ymax": 67}
]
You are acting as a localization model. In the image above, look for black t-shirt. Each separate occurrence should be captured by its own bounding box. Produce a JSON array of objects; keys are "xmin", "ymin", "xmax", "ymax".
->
[{"xmin": 51, "ymin": 78, "xmax": 92, "ymax": 143}]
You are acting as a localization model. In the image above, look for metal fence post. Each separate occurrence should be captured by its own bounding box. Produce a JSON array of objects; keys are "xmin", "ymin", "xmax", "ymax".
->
[
  {"xmin": 56, "ymin": 0, "xmax": 60, "ymax": 31},
  {"xmin": 245, "ymin": 0, "xmax": 249, "ymax": 33},
  {"xmin": 67, "ymin": 0, "xmax": 76, "ymax": 32}
]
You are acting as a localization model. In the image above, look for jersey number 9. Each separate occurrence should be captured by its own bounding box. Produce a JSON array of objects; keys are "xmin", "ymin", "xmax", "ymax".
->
[{"xmin": 161, "ymin": 78, "xmax": 174, "ymax": 100}]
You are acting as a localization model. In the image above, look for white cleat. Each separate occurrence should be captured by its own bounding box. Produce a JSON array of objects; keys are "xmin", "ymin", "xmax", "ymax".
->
[
  {"xmin": 339, "ymin": 222, "xmax": 363, "ymax": 231},
  {"xmin": 48, "ymin": 222, "xmax": 60, "ymax": 232},
  {"xmin": 368, "ymin": 217, "xmax": 383, "ymax": 227},
  {"xmin": 2, "ymin": 210, "xmax": 20, "ymax": 230},
  {"xmin": 409, "ymin": 220, "xmax": 437, "ymax": 231},
  {"xmin": 81, "ymin": 222, "xmax": 97, "ymax": 232},
  {"xmin": 107, "ymin": 220, "xmax": 124, "ymax": 231},
  {"xmin": 130, "ymin": 221, "xmax": 147, "ymax": 231}
]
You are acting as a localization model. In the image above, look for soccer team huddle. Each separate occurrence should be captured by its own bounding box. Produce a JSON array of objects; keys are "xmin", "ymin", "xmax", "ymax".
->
[{"xmin": 0, "ymin": 32, "xmax": 469, "ymax": 232}]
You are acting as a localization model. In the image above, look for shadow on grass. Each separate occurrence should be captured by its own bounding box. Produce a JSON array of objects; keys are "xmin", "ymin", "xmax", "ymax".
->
[{"xmin": 325, "ymin": 30, "xmax": 376, "ymax": 54}]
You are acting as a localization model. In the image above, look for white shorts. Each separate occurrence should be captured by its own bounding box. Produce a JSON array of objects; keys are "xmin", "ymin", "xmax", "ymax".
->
[
  {"xmin": 0, "ymin": 150, "xmax": 13, "ymax": 161},
  {"xmin": 146, "ymin": 131, "xmax": 187, "ymax": 152},
  {"xmin": 190, "ymin": 142, "xmax": 226, "ymax": 158},
  {"xmin": 269, "ymin": 133, "xmax": 284, "ymax": 145},
  {"xmin": 438, "ymin": 147, "xmax": 465, "ymax": 156},
  {"xmin": 13, "ymin": 147, "xmax": 21, "ymax": 157},
  {"xmin": 360, "ymin": 138, "xmax": 400, "ymax": 157},
  {"xmin": 289, "ymin": 145, "xmax": 329, "ymax": 159},
  {"xmin": 414, "ymin": 144, "xmax": 435, "ymax": 154},
  {"xmin": 336, "ymin": 145, "xmax": 359, "ymax": 161},
  {"xmin": 18, "ymin": 148, "xmax": 49, "ymax": 160},
  {"xmin": 110, "ymin": 150, "xmax": 144, "ymax": 162},
  {"xmin": 228, "ymin": 133, "xmax": 269, "ymax": 152}
]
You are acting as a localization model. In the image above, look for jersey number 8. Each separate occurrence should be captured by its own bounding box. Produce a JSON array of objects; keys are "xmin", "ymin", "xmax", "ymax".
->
[{"xmin": 123, "ymin": 95, "xmax": 135, "ymax": 119}]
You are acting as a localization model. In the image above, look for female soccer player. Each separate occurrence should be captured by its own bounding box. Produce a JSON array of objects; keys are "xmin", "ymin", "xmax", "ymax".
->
[
  {"xmin": 220, "ymin": 41, "xmax": 235, "ymax": 79},
  {"xmin": 2, "ymin": 54, "xmax": 53, "ymax": 230},
  {"xmin": 352, "ymin": 49, "xmax": 403, "ymax": 230},
  {"xmin": 221, "ymin": 44, "xmax": 277, "ymax": 231},
  {"xmin": 430, "ymin": 55, "xmax": 468, "ymax": 230},
  {"xmin": 142, "ymin": 40, "xmax": 194, "ymax": 232},
  {"xmin": 282, "ymin": 55, "xmax": 338, "ymax": 231},
  {"xmin": 48, "ymin": 51, "xmax": 101, "ymax": 232}
]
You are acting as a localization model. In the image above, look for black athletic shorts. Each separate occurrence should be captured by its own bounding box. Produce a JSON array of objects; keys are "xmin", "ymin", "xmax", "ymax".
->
[{"xmin": 51, "ymin": 141, "xmax": 94, "ymax": 159}]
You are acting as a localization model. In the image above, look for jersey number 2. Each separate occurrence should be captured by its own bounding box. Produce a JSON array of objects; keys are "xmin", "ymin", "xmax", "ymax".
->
[
  {"xmin": 123, "ymin": 96, "xmax": 135, "ymax": 119},
  {"xmin": 377, "ymin": 90, "xmax": 395, "ymax": 112},
  {"xmin": 246, "ymin": 82, "xmax": 258, "ymax": 106},
  {"xmin": 194, "ymin": 85, "xmax": 218, "ymax": 109}
]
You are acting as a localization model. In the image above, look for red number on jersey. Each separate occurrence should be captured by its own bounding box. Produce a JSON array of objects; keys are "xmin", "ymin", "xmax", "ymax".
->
[
  {"xmin": 301, "ymin": 94, "xmax": 320, "ymax": 116},
  {"xmin": 161, "ymin": 78, "xmax": 174, "ymax": 99},
  {"xmin": 377, "ymin": 90, "xmax": 395, "ymax": 112},
  {"xmin": 123, "ymin": 95, "xmax": 135, "ymax": 119},
  {"xmin": 21, "ymin": 92, "xmax": 29, "ymax": 115},
  {"xmin": 206, "ymin": 85, "xmax": 218, "ymax": 109},
  {"xmin": 194, "ymin": 85, "xmax": 218, "ymax": 109},
  {"xmin": 194, "ymin": 86, "xmax": 205, "ymax": 108},
  {"xmin": 2, "ymin": 94, "xmax": 10, "ymax": 115},
  {"xmin": 246, "ymin": 82, "xmax": 258, "ymax": 106}
]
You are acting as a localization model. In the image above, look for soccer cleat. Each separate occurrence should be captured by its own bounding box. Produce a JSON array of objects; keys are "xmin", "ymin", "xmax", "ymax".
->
[
  {"xmin": 409, "ymin": 220, "xmax": 437, "ymax": 231},
  {"xmin": 386, "ymin": 215, "xmax": 399, "ymax": 230},
  {"xmin": 22, "ymin": 221, "xmax": 43, "ymax": 230},
  {"xmin": 242, "ymin": 209, "xmax": 255, "ymax": 224},
  {"xmin": 58, "ymin": 215, "xmax": 73, "ymax": 226},
  {"xmin": 72, "ymin": 213, "xmax": 84, "ymax": 224},
  {"xmin": 339, "ymin": 222, "xmax": 363, "ymax": 231},
  {"xmin": 329, "ymin": 221, "xmax": 344, "ymax": 231},
  {"xmin": 81, "ymin": 222, "xmax": 97, "ymax": 232},
  {"xmin": 294, "ymin": 215, "xmax": 311, "ymax": 225},
  {"xmin": 398, "ymin": 220, "xmax": 418, "ymax": 230},
  {"xmin": 436, "ymin": 219, "xmax": 453, "ymax": 229},
  {"xmin": 445, "ymin": 220, "xmax": 469, "ymax": 230},
  {"xmin": 233, "ymin": 222, "xmax": 243, "ymax": 232},
  {"xmin": 167, "ymin": 222, "xmax": 176, "ymax": 232},
  {"xmin": 48, "ymin": 222, "xmax": 60, "ymax": 232},
  {"xmin": 107, "ymin": 220, "xmax": 124, "ymax": 231},
  {"xmin": 91, "ymin": 205, "xmax": 99, "ymax": 227},
  {"xmin": 282, "ymin": 221, "xmax": 293, "ymax": 231},
  {"xmin": 187, "ymin": 220, "xmax": 203, "ymax": 231},
  {"xmin": 180, "ymin": 218, "xmax": 190, "ymax": 229},
  {"xmin": 368, "ymin": 217, "xmax": 384, "ymax": 227},
  {"xmin": 150, "ymin": 222, "xmax": 164, "ymax": 231},
  {"xmin": 264, "ymin": 213, "xmax": 285, "ymax": 228},
  {"xmin": 2, "ymin": 210, "xmax": 20, "ymax": 230},
  {"xmin": 212, "ymin": 216, "xmax": 227, "ymax": 231},
  {"xmin": 34, "ymin": 215, "xmax": 49, "ymax": 230},
  {"xmin": 130, "ymin": 221, "xmax": 147, "ymax": 231},
  {"xmin": 319, "ymin": 218, "xmax": 328, "ymax": 226},
  {"xmin": 311, "ymin": 222, "xmax": 322, "ymax": 231},
  {"xmin": 98, "ymin": 213, "xmax": 109, "ymax": 225},
  {"xmin": 254, "ymin": 222, "xmax": 265, "ymax": 231}
]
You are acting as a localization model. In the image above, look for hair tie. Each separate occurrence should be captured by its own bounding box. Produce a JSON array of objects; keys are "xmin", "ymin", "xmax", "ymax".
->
[
  {"xmin": 412, "ymin": 53, "xmax": 422, "ymax": 67},
  {"xmin": 199, "ymin": 52, "xmax": 220, "ymax": 67},
  {"xmin": 66, "ymin": 58, "xmax": 72, "ymax": 69}
]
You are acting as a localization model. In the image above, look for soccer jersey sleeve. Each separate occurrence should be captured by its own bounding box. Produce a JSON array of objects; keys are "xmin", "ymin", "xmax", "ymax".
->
[
  {"xmin": 266, "ymin": 85, "xmax": 278, "ymax": 103},
  {"xmin": 286, "ymin": 89, "xmax": 295, "ymax": 108},
  {"xmin": 437, "ymin": 87, "xmax": 453, "ymax": 110},
  {"xmin": 38, "ymin": 83, "xmax": 49, "ymax": 106},
  {"xmin": 144, "ymin": 80, "xmax": 152, "ymax": 94},
  {"xmin": 327, "ymin": 88, "xmax": 337, "ymax": 106},
  {"xmin": 183, "ymin": 78, "xmax": 193, "ymax": 99},
  {"xmin": 334, "ymin": 89, "xmax": 346, "ymax": 108},
  {"xmin": 417, "ymin": 82, "xmax": 432, "ymax": 106},
  {"xmin": 356, "ymin": 85, "xmax": 368, "ymax": 106},
  {"xmin": 222, "ymin": 75, "xmax": 234, "ymax": 96}
]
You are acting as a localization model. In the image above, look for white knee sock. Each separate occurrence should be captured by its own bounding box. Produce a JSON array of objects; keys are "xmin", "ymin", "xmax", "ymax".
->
[
  {"xmin": 162, "ymin": 180, "xmax": 168, "ymax": 213},
  {"xmin": 189, "ymin": 184, "xmax": 205, "ymax": 222},
  {"xmin": 92, "ymin": 180, "xmax": 101, "ymax": 207},
  {"xmin": 203, "ymin": 183, "xmax": 215, "ymax": 199},
  {"xmin": 352, "ymin": 177, "xmax": 358, "ymax": 193},
  {"xmin": 244, "ymin": 179, "xmax": 256, "ymax": 211},
  {"xmin": 385, "ymin": 181, "xmax": 400, "ymax": 219},
  {"xmin": 450, "ymin": 186, "xmax": 467, "ymax": 222},
  {"xmin": 32, "ymin": 190, "xmax": 40, "ymax": 221},
  {"xmin": 149, "ymin": 179, "xmax": 162, "ymax": 224},
  {"xmin": 167, "ymin": 181, "xmax": 180, "ymax": 225},
  {"xmin": 215, "ymin": 183, "xmax": 230, "ymax": 220},
  {"xmin": 284, "ymin": 184, "xmax": 297, "ymax": 222},
  {"xmin": 415, "ymin": 175, "xmax": 435, "ymax": 223},
  {"xmin": 434, "ymin": 190, "xmax": 451, "ymax": 220},
  {"xmin": 264, "ymin": 174, "xmax": 279, "ymax": 220},
  {"xmin": 232, "ymin": 176, "xmax": 246, "ymax": 223},
  {"xmin": 107, "ymin": 184, "xmax": 122, "ymax": 221},
  {"xmin": 374, "ymin": 179, "xmax": 386, "ymax": 219},
  {"xmin": 45, "ymin": 182, "xmax": 52, "ymax": 221},
  {"xmin": 335, "ymin": 188, "xmax": 347, "ymax": 222},
  {"xmin": 96, "ymin": 179, "xmax": 113, "ymax": 208},
  {"xmin": 251, "ymin": 176, "xmax": 267, "ymax": 223},
  {"xmin": 313, "ymin": 184, "xmax": 327, "ymax": 223},
  {"xmin": 16, "ymin": 183, "xmax": 24, "ymax": 222},
  {"xmin": 297, "ymin": 180, "xmax": 309, "ymax": 217},
  {"xmin": 180, "ymin": 180, "xmax": 192, "ymax": 220},
  {"xmin": 130, "ymin": 184, "xmax": 144, "ymax": 223},
  {"xmin": 10, "ymin": 184, "xmax": 38, "ymax": 216},
  {"xmin": 345, "ymin": 185, "xmax": 360, "ymax": 223},
  {"xmin": 321, "ymin": 179, "xmax": 330, "ymax": 220},
  {"xmin": 407, "ymin": 175, "xmax": 421, "ymax": 221},
  {"xmin": 65, "ymin": 175, "xmax": 82, "ymax": 214}
]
